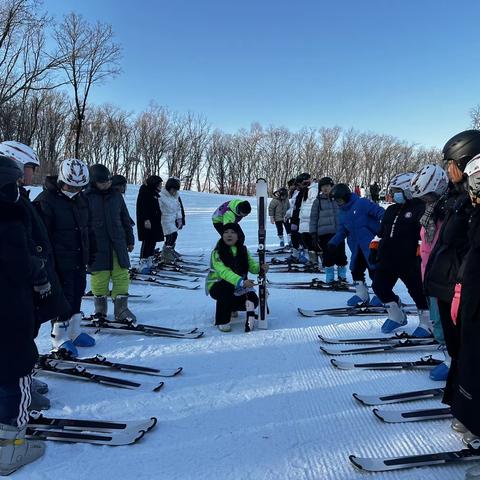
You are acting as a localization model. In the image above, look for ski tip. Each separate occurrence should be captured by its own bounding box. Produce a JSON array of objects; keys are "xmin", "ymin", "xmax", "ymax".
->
[
  {"xmin": 147, "ymin": 417, "xmax": 158, "ymax": 432},
  {"xmin": 194, "ymin": 332, "xmax": 205, "ymax": 339},
  {"xmin": 153, "ymin": 382, "xmax": 165, "ymax": 392},
  {"xmin": 352, "ymin": 393, "xmax": 366, "ymax": 405},
  {"xmin": 372, "ymin": 408, "xmax": 384, "ymax": 421},
  {"xmin": 330, "ymin": 359, "xmax": 339, "ymax": 368},
  {"xmin": 348, "ymin": 455, "xmax": 365, "ymax": 471},
  {"xmin": 319, "ymin": 346, "xmax": 330, "ymax": 355},
  {"xmin": 175, "ymin": 367, "xmax": 183, "ymax": 375},
  {"xmin": 317, "ymin": 334, "xmax": 326, "ymax": 342},
  {"xmin": 134, "ymin": 430, "xmax": 146, "ymax": 443}
]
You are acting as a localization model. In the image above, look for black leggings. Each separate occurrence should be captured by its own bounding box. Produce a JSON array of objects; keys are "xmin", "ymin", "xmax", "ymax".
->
[
  {"xmin": 301, "ymin": 232, "xmax": 315, "ymax": 250},
  {"xmin": 165, "ymin": 232, "xmax": 178, "ymax": 247},
  {"xmin": 209, "ymin": 280, "xmax": 259, "ymax": 325},
  {"xmin": 140, "ymin": 238, "xmax": 157, "ymax": 259},
  {"xmin": 275, "ymin": 221, "xmax": 290, "ymax": 236}
]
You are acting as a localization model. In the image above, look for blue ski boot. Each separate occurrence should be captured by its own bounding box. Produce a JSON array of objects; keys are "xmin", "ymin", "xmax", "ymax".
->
[
  {"xmin": 325, "ymin": 266, "xmax": 335, "ymax": 284},
  {"xmin": 51, "ymin": 320, "xmax": 78, "ymax": 357},
  {"xmin": 347, "ymin": 281, "xmax": 370, "ymax": 306},
  {"xmin": 381, "ymin": 301, "xmax": 407, "ymax": 333},
  {"xmin": 412, "ymin": 309, "xmax": 433, "ymax": 337},
  {"xmin": 337, "ymin": 266, "xmax": 347, "ymax": 283},
  {"xmin": 70, "ymin": 313, "xmax": 95, "ymax": 347}
]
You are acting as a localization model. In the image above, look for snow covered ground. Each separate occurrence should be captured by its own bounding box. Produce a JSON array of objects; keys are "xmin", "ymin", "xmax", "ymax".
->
[{"xmin": 23, "ymin": 185, "xmax": 472, "ymax": 480}]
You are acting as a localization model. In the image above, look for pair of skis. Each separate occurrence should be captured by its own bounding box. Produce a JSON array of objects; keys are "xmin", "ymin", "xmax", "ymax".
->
[
  {"xmin": 35, "ymin": 358, "xmax": 164, "ymax": 392},
  {"xmin": 130, "ymin": 273, "xmax": 201, "ymax": 290},
  {"xmin": 26, "ymin": 411, "xmax": 157, "ymax": 445},
  {"xmin": 81, "ymin": 317, "xmax": 204, "ymax": 339},
  {"xmin": 42, "ymin": 351, "xmax": 183, "ymax": 377},
  {"xmin": 269, "ymin": 279, "xmax": 350, "ymax": 291},
  {"xmin": 129, "ymin": 269, "xmax": 200, "ymax": 283},
  {"xmin": 298, "ymin": 304, "xmax": 416, "ymax": 317}
]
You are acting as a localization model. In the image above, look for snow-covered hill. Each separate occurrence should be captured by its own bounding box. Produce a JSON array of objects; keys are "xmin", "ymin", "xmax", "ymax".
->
[{"xmin": 22, "ymin": 186, "xmax": 466, "ymax": 480}]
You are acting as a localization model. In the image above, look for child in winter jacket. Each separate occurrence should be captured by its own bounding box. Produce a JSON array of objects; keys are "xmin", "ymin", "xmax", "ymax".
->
[
  {"xmin": 268, "ymin": 188, "xmax": 290, "ymax": 247},
  {"xmin": 212, "ymin": 199, "xmax": 251, "ymax": 236},
  {"xmin": 85, "ymin": 164, "xmax": 136, "ymax": 324},
  {"xmin": 160, "ymin": 177, "xmax": 183, "ymax": 263},
  {"xmin": 309, "ymin": 177, "xmax": 347, "ymax": 283},
  {"xmin": 207, "ymin": 223, "xmax": 267, "ymax": 331}
]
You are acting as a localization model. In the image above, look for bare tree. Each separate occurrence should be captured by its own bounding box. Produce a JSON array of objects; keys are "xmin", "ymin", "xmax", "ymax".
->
[{"xmin": 55, "ymin": 12, "xmax": 121, "ymax": 157}]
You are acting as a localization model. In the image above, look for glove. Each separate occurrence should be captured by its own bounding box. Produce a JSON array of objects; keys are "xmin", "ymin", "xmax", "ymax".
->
[
  {"xmin": 144, "ymin": 220, "xmax": 152, "ymax": 230},
  {"xmin": 290, "ymin": 223, "xmax": 298, "ymax": 232},
  {"xmin": 368, "ymin": 239, "xmax": 379, "ymax": 266},
  {"xmin": 33, "ymin": 280, "xmax": 52, "ymax": 299},
  {"xmin": 451, "ymin": 283, "xmax": 462, "ymax": 325}
]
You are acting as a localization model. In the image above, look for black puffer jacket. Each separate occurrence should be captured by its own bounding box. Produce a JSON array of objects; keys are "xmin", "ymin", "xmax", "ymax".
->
[
  {"xmin": 85, "ymin": 185, "xmax": 134, "ymax": 271},
  {"xmin": 33, "ymin": 176, "xmax": 95, "ymax": 272},
  {"xmin": 136, "ymin": 184, "xmax": 164, "ymax": 242},
  {"xmin": 0, "ymin": 202, "xmax": 40, "ymax": 382},
  {"xmin": 20, "ymin": 188, "xmax": 71, "ymax": 326},
  {"xmin": 376, "ymin": 198, "xmax": 425, "ymax": 268},
  {"xmin": 424, "ymin": 184, "xmax": 473, "ymax": 302}
]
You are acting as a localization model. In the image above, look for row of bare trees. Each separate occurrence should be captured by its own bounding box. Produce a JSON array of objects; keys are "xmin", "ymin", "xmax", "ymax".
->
[{"xmin": 0, "ymin": 0, "xmax": 444, "ymax": 194}]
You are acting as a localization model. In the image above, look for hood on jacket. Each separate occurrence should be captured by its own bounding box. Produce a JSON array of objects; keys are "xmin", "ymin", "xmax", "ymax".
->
[
  {"xmin": 340, "ymin": 192, "xmax": 359, "ymax": 210},
  {"xmin": 44, "ymin": 175, "xmax": 60, "ymax": 193}
]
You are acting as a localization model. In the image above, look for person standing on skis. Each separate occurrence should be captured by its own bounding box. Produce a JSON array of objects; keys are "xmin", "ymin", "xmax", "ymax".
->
[
  {"xmin": 327, "ymin": 183, "xmax": 384, "ymax": 306},
  {"xmin": 309, "ymin": 176, "xmax": 347, "ymax": 284},
  {"xmin": 160, "ymin": 177, "xmax": 184, "ymax": 263},
  {"xmin": 269, "ymin": 187, "xmax": 290, "ymax": 247},
  {"xmin": 368, "ymin": 172, "xmax": 429, "ymax": 334}
]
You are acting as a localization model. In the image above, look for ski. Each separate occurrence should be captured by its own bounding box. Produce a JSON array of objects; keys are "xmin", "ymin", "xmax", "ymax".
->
[
  {"xmin": 267, "ymin": 265, "xmax": 323, "ymax": 274},
  {"xmin": 26, "ymin": 426, "xmax": 145, "ymax": 446},
  {"xmin": 349, "ymin": 441, "xmax": 480, "ymax": 472},
  {"xmin": 271, "ymin": 280, "xmax": 351, "ymax": 291},
  {"xmin": 130, "ymin": 275, "xmax": 201, "ymax": 290},
  {"xmin": 353, "ymin": 387, "xmax": 445, "ymax": 406},
  {"xmin": 318, "ymin": 331, "xmax": 432, "ymax": 344},
  {"xmin": 255, "ymin": 178, "xmax": 268, "ymax": 330},
  {"xmin": 35, "ymin": 359, "xmax": 164, "ymax": 391},
  {"xmin": 83, "ymin": 291, "xmax": 151, "ymax": 301},
  {"xmin": 264, "ymin": 247, "xmax": 292, "ymax": 255},
  {"xmin": 320, "ymin": 339, "xmax": 438, "ymax": 355},
  {"xmin": 28, "ymin": 411, "xmax": 157, "ymax": 433},
  {"xmin": 299, "ymin": 306, "xmax": 417, "ymax": 317},
  {"xmin": 42, "ymin": 352, "xmax": 183, "ymax": 377},
  {"xmin": 129, "ymin": 269, "xmax": 200, "ymax": 283},
  {"xmin": 331, "ymin": 355, "xmax": 443, "ymax": 370},
  {"xmin": 82, "ymin": 318, "xmax": 204, "ymax": 339},
  {"xmin": 373, "ymin": 406, "xmax": 452, "ymax": 423}
]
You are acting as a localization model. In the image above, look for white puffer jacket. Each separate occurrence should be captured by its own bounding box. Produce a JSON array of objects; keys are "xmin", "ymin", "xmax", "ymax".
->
[
  {"xmin": 159, "ymin": 188, "xmax": 182, "ymax": 235},
  {"xmin": 299, "ymin": 182, "xmax": 319, "ymax": 233}
]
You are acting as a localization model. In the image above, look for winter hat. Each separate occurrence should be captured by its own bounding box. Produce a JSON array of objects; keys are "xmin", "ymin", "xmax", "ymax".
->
[
  {"xmin": 318, "ymin": 177, "xmax": 334, "ymax": 187},
  {"xmin": 146, "ymin": 175, "xmax": 163, "ymax": 188},
  {"xmin": 0, "ymin": 154, "xmax": 22, "ymax": 203},
  {"xmin": 237, "ymin": 201, "xmax": 251, "ymax": 215},
  {"xmin": 111, "ymin": 174, "xmax": 127, "ymax": 187},
  {"xmin": 221, "ymin": 222, "xmax": 245, "ymax": 244},
  {"xmin": 89, "ymin": 164, "xmax": 111, "ymax": 183},
  {"xmin": 330, "ymin": 183, "xmax": 351, "ymax": 202}
]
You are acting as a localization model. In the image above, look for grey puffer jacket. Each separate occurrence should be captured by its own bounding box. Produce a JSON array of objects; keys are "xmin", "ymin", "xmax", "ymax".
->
[
  {"xmin": 268, "ymin": 197, "xmax": 289, "ymax": 222},
  {"xmin": 309, "ymin": 192, "xmax": 339, "ymax": 236},
  {"xmin": 85, "ymin": 185, "xmax": 134, "ymax": 271}
]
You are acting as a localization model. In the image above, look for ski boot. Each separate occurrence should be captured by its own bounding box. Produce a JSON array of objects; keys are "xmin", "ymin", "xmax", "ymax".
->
[
  {"xmin": 69, "ymin": 313, "xmax": 95, "ymax": 348},
  {"xmin": 429, "ymin": 347, "xmax": 450, "ymax": 381},
  {"xmin": 51, "ymin": 320, "xmax": 77, "ymax": 357},
  {"xmin": 172, "ymin": 248, "xmax": 182, "ymax": 260},
  {"xmin": 381, "ymin": 301, "xmax": 408, "ymax": 333},
  {"xmin": 217, "ymin": 323, "xmax": 231, "ymax": 332},
  {"xmin": 28, "ymin": 390, "xmax": 50, "ymax": 411},
  {"xmin": 93, "ymin": 295, "xmax": 108, "ymax": 320},
  {"xmin": 138, "ymin": 256, "xmax": 153, "ymax": 274},
  {"xmin": 114, "ymin": 295, "xmax": 137, "ymax": 325},
  {"xmin": 297, "ymin": 249, "xmax": 309, "ymax": 264},
  {"xmin": 463, "ymin": 431, "xmax": 480, "ymax": 446},
  {"xmin": 337, "ymin": 266, "xmax": 348, "ymax": 283},
  {"xmin": 278, "ymin": 235, "xmax": 285, "ymax": 248},
  {"xmin": 369, "ymin": 295, "xmax": 383, "ymax": 307},
  {"xmin": 0, "ymin": 423, "xmax": 45, "ymax": 476},
  {"xmin": 306, "ymin": 251, "xmax": 319, "ymax": 269},
  {"xmin": 412, "ymin": 309, "xmax": 433, "ymax": 338},
  {"xmin": 161, "ymin": 245, "xmax": 176, "ymax": 264},
  {"xmin": 286, "ymin": 248, "xmax": 300, "ymax": 264},
  {"xmin": 325, "ymin": 266, "xmax": 335, "ymax": 284},
  {"xmin": 347, "ymin": 281, "xmax": 370, "ymax": 306}
]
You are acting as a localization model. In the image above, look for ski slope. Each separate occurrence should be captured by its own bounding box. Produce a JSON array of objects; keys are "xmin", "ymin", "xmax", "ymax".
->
[{"xmin": 23, "ymin": 185, "xmax": 472, "ymax": 480}]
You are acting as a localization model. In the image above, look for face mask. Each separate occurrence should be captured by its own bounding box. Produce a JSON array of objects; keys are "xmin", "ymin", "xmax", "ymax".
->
[
  {"xmin": 62, "ymin": 190, "xmax": 79, "ymax": 198},
  {"xmin": 393, "ymin": 192, "xmax": 405, "ymax": 204}
]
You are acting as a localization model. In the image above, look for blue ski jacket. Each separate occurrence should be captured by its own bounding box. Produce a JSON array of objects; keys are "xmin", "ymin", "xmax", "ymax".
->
[{"xmin": 328, "ymin": 193, "xmax": 384, "ymax": 269}]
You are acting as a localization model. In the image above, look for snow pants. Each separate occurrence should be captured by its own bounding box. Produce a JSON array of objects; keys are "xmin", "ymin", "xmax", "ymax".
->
[
  {"xmin": 275, "ymin": 221, "xmax": 290, "ymax": 236},
  {"xmin": 209, "ymin": 280, "xmax": 259, "ymax": 325},
  {"xmin": 0, "ymin": 375, "xmax": 31, "ymax": 427},
  {"xmin": 56, "ymin": 268, "xmax": 86, "ymax": 322},
  {"xmin": 165, "ymin": 232, "xmax": 178, "ymax": 247},
  {"xmin": 317, "ymin": 234, "xmax": 347, "ymax": 268},
  {"xmin": 90, "ymin": 252, "xmax": 129, "ymax": 299},
  {"xmin": 372, "ymin": 263, "xmax": 428, "ymax": 310}
]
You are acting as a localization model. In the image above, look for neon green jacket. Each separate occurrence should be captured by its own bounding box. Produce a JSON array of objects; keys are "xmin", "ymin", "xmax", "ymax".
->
[
  {"xmin": 206, "ymin": 246, "xmax": 260, "ymax": 292},
  {"xmin": 212, "ymin": 199, "xmax": 245, "ymax": 225}
]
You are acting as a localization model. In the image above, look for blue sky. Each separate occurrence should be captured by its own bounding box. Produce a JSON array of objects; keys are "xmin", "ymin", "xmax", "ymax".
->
[{"xmin": 45, "ymin": 0, "xmax": 480, "ymax": 148}]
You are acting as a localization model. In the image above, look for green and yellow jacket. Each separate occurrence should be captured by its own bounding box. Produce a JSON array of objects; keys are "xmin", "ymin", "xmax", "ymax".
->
[{"xmin": 212, "ymin": 200, "xmax": 245, "ymax": 225}]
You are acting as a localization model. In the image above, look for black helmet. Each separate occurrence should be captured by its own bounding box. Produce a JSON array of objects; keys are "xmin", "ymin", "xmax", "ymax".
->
[
  {"xmin": 111, "ymin": 174, "xmax": 127, "ymax": 187},
  {"xmin": 295, "ymin": 172, "xmax": 311, "ymax": 185},
  {"xmin": 0, "ymin": 155, "xmax": 22, "ymax": 203},
  {"xmin": 318, "ymin": 176, "xmax": 334, "ymax": 187},
  {"xmin": 89, "ymin": 164, "xmax": 111, "ymax": 183},
  {"xmin": 237, "ymin": 201, "xmax": 251, "ymax": 215},
  {"xmin": 442, "ymin": 130, "xmax": 480, "ymax": 172},
  {"xmin": 146, "ymin": 175, "xmax": 163, "ymax": 188},
  {"xmin": 330, "ymin": 183, "xmax": 351, "ymax": 202},
  {"xmin": 165, "ymin": 177, "xmax": 181, "ymax": 191}
]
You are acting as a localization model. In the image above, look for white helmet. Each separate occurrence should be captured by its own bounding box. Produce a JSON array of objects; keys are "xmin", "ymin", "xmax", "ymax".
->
[
  {"xmin": 388, "ymin": 172, "xmax": 415, "ymax": 199},
  {"xmin": 58, "ymin": 158, "xmax": 89, "ymax": 187},
  {"xmin": 464, "ymin": 154, "xmax": 480, "ymax": 198},
  {"xmin": 410, "ymin": 164, "xmax": 448, "ymax": 199},
  {"xmin": 0, "ymin": 141, "xmax": 39, "ymax": 169}
]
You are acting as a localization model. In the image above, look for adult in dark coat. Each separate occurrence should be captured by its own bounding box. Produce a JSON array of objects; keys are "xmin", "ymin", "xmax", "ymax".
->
[
  {"xmin": 34, "ymin": 160, "xmax": 96, "ymax": 355},
  {"xmin": 424, "ymin": 130, "xmax": 480, "ymax": 410},
  {"xmin": 136, "ymin": 175, "xmax": 163, "ymax": 259}
]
